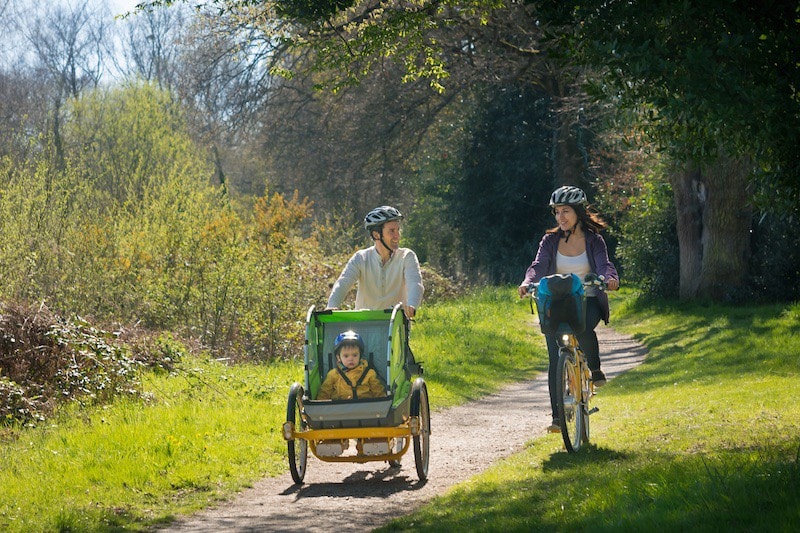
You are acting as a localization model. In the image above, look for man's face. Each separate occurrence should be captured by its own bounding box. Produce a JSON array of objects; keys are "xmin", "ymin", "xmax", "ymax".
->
[
  {"xmin": 338, "ymin": 345, "xmax": 361, "ymax": 369},
  {"xmin": 379, "ymin": 220, "xmax": 401, "ymax": 250}
]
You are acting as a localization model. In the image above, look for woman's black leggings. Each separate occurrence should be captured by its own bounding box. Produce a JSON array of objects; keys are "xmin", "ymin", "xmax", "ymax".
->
[{"xmin": 544, "ymin": 296, "xmax": 602, "ymax": 419}]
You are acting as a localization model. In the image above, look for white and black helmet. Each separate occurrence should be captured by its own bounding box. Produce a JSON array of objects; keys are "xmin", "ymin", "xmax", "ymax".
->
[
  {"xmin": 364, "ymin": 205, "xmax": 403, "ymax": 231},
  {"xmin": 549, "ymin": 186, "xmax": 588, "ymax": 207}
]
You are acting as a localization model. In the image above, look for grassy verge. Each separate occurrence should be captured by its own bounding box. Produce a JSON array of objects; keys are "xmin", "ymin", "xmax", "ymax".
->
[
  {"xmin": 0, "ymin": 287, "xmax": 540, "ymax": 531},
  {"xmin": 379, "ymin": 289, "xmax": 800, "ymax": 531}
]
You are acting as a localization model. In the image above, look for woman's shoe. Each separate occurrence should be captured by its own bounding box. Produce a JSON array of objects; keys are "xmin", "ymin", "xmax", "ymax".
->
[{"xmin": 591, "ymin": 370, "xmax": 607, "ymax": 387}]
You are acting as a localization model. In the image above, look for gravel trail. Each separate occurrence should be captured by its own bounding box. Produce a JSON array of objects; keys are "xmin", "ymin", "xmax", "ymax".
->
[{"xmin": 158, "ymin": 325, "xmax": 646, "ymax": 532}]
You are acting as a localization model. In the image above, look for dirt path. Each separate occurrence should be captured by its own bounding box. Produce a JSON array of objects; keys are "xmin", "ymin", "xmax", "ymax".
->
[{"xmin": 158, "ymin": 325, "xmax": 646, "ymax": 532}]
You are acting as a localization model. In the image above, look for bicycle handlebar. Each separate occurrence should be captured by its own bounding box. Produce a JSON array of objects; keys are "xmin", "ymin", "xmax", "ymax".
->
[{"xmin": 526, "ymin": 273, "xmax": 607, "ymax": 295}]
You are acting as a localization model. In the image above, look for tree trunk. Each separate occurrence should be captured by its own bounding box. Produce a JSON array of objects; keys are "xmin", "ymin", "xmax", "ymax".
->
[
  {"xmin": 541, "ymin": 71, "xmax": 587, "ymax": 188},
  {"xmin": 670, "ymin": 164, "xmax": 704, "ymax": 299},
  {"xmin": 697, "ymin": 154, "xmax": 752, "ymax": 300},
  {"xmin": 670, "ymin": 154, "xmax": 752, "ymax": 300}
]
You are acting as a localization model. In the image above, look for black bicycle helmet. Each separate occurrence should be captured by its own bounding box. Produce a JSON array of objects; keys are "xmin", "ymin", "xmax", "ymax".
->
[
  {"xmin": 364, "ymin": 205, "xmax": 403, "ymax": 231},
  {"xmin": 549, "ymin": 186, "xmax": 588, "ymax": 207},
  {"xmin": 334, "ymin": 330, "xmax": 365, "ymax": 355}
]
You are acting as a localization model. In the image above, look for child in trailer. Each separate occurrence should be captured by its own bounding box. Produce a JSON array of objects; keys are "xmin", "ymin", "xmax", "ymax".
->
[
  {"xmin": 317, "ymin": 330, "xmax": 386, "ymax": 400},
  {"xmin": 315, "ymin": 330, "xmax": 390, "ymax": 458}
]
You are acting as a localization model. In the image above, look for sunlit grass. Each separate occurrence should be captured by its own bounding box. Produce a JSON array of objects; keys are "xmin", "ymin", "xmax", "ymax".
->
[
  {"xmin": 413, "ymin": 286, "xmax": 543, "ymax": 408},
  {"xmin": 0, "ymin": 286, "xmax": 541, "ymax": 531},
  {"xmin": 379, "ymin": 289, "xmax": 800, "ymax": 532},
  {"xmin": 6, "ymin": 287, "xmax": 797, "ymax": 531},
  {"xmin": 0, "ymin": 357, "xmax": 301, "ymax": 531}
]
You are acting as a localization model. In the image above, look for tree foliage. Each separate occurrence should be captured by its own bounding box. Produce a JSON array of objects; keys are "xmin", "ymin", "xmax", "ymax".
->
[
  {"xmin": 0, "ymin": 83, "xmax": 342, "ymax": 360},
  {"xmin": 529, "ymin": 0, "xmax": 799, "ymax": 299},
  {"xmin": 444, "ymin": 84, "xmax": 557, "ymax": 282},
  {"xmin": 540, "ymin": 0, "xmax": 799, "ymax": 208}
]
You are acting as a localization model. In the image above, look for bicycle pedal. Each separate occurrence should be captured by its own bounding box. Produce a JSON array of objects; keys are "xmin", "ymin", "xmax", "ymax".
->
[{"xmin": 588, "ymin": 407, "xmax": 599, "ymax": 415}]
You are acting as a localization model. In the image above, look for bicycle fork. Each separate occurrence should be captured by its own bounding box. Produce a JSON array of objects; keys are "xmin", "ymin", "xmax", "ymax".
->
[{"xmin": 575, "ymin": 344, "xmax": 599, "ymax": 416}]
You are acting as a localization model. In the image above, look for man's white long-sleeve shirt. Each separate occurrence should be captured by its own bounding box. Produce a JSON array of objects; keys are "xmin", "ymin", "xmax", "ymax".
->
[{"xmin": 327, "ymin": 246, "xmax": 424, "ymax": 311}]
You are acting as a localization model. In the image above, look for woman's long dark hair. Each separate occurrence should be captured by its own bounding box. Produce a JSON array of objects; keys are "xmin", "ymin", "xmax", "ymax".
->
[{"xmin": 546, "ymin": 204, "xmax": 608, "ymax": 235}]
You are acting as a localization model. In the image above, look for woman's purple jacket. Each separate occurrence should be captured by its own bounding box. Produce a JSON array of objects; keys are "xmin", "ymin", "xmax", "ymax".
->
[{"xmin": 521, "ymin": 230, "xmax": 619, "ymax": 324}]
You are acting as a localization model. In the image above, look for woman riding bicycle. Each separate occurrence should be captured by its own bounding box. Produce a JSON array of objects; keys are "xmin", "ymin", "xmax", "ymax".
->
[{"xmin": 517, "ymin": 186, "xmax": 620, "ymax": 433}]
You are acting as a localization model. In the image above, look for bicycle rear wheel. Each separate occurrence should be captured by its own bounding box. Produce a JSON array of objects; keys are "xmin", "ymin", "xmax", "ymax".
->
[{"xmin": 556, "ymin": 347, "xmax": 585, "ymax": 452}]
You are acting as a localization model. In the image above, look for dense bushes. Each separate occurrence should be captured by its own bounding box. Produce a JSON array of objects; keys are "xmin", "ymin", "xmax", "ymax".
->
[
  {"xmin": 0, "ymin": 83, "xmax": 464, "ymax": 374},
  {"xmin": 0, "ymin": 84, "xmax": 345, "ymax": 364},
  {"xmin": 614, "ymin": 173, "xmax": 679, "ymax": 299},
  {"xmin": 0, "ymin": 302, "xmax": 144, "ymax": 425}
]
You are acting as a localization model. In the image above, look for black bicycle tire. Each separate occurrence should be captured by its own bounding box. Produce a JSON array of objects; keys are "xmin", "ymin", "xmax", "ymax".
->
[{"xmin": 556, "ymin": 348, "xmax": 583, "ymax": 452}]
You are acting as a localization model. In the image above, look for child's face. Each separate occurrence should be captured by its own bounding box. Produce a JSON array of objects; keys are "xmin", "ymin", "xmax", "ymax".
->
[{"xmin": 337, "ymin": 345, "xmax": 361, "ymax": 369}]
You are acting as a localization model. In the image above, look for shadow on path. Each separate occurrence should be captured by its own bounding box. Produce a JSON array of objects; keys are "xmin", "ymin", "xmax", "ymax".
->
[{"xmin": 157, "ymin": 325, "xmax": 646, "ymax": 532}]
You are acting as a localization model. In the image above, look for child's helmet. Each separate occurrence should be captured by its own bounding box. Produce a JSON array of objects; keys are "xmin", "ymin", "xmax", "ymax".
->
[
  {"xmin": 549, "ymin": 186, "xmax": 588, "ymax": 207},
  {"xmin": 334, "ymin": 330, "xmax": 365, "ymax": 355},
  {"xmin": 364, "ymin": 206, "xmax": 403, "ymax": 231}
]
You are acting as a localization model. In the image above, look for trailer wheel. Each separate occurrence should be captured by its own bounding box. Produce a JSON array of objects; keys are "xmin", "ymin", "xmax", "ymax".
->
[
  {"xmin": 410, "ymin": 378, "xmax": 430, "ymax": 481},
  {"xmin": 286, "ymin": 382, "xmax": 308, "ymax": 484}
]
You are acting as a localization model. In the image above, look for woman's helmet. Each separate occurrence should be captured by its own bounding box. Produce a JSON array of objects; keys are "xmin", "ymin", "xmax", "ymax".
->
[
  {"xmin": 364, "ymin": 205, "xmax": 403, "ymax": 231},
  {"xmin": 549, "ymin": 186, "xmax": 588, "ymax": 207},
  {"xmin": 334, "ymin": 330, "xmax": 365, "ymax": 355}
]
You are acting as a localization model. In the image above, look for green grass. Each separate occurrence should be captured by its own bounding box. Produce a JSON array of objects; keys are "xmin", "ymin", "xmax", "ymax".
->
[
  {"xmin": 379, "ymin": 289, "xmax": 800, "ymax": 532},
  {"xmin": 0, "ymin": 359, "xmax": 300, "ymax": 531},
  {"xmin": 0, "ymin": 286, "xmax": 540, "ymax": 531},
  {"xmin": 412, "ymin": 286, "xmax": 542, "ymax": 408},
  {"xmin": 4, "ymin": 287, "xmax": 798, "ymax": 531}
]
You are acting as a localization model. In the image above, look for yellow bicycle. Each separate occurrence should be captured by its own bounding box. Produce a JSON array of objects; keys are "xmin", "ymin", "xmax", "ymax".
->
[{"xmin": 531, "ymin": 273, "xmax": 605, "ymax": 452}]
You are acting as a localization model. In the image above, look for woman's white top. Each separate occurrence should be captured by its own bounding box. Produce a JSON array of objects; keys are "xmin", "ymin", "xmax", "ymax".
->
[{"xmin": 556, "ymin": 251, "xmax": 597, "ymax": 296}]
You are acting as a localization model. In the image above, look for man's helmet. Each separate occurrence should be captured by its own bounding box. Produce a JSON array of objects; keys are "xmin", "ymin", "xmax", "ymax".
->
[
  {"xmin": 334, "ymin": 330, "xmax": 365, "ymax": 355},
  {"xmin": 549, "ymin": 186, "xmax": 588, "ymax": 207},
  {"xmin": 364, "ymin": 206, "xmax": 403, "ymax": 231}
]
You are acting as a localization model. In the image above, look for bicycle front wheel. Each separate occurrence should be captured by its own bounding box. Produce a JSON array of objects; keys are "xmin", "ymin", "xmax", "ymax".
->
[{"xmin": 556, "ymin": 347, "xmax": 584, "ymax": 452}]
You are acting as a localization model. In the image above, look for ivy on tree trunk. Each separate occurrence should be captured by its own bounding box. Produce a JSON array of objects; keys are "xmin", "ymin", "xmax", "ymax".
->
[{"xmin": 672, "ymin": 154, "xmax": 752, "ymax": 300}]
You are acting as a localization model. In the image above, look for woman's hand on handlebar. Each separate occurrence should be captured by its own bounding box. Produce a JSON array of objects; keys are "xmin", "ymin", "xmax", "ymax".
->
[
  {"xmin": 584, "ymin": 273, "xmax": 619, "ymax": 291},
  {"xmin": 517, "ymin": 284, "xmax": 531, "ymax": 298}
]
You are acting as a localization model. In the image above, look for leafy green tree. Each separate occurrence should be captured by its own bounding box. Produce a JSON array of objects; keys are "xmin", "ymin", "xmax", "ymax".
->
[
  {"xmin": 135, "ymin": 1, "xmax": 601, "ymax": 280},
  {"xmin": 446, "ymin": 84, "xmax": 557, "ymax": 282},
  {"xmin": 538, "ymin": 0, "xmax": 799, "ymax": 299}
]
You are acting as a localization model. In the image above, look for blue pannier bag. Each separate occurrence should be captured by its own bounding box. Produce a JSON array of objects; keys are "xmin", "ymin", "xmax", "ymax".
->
[{"xmin": 536, "ymin": 273, "xmax": 586, "ymax": 335}]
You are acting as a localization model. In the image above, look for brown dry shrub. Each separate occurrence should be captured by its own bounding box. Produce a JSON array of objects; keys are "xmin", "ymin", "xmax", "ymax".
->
[
  {"xmin": 0, "ymin": 302, "xmax": 146, "ymax": 426},
  {"xmin": 419, "ymin": 266, "xmax": 468, "ymax": 304}
]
